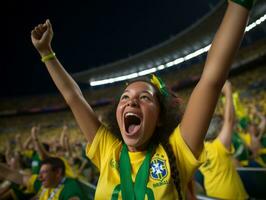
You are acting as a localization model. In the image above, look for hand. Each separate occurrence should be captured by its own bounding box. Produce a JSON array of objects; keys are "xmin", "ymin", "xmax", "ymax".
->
[
  {"xmin": 31, "ymin": 19, "xmax": 54, "ymax": 56},
  {"xmin": 221, "ymin": 80, "xmax": 232, "ymax": 94},
  {"xmin": 31, "ymin": 126, "xmax": 38, "ymax": 140}
]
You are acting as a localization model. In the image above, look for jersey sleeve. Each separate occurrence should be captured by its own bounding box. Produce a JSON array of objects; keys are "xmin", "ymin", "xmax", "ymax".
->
[{"xmin": 86, "ymin": 125, "xmax": 121, "ymax": 171}]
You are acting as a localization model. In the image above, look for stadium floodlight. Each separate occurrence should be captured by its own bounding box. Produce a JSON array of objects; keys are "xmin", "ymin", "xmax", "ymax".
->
[
  {"xmin": 173, "ymin": 57, "xmax": 185, "ymax": 65},
  {"xmin": 185, "ymin": 48, "xmax": 205, "ymax": 60},
  {"xmin": 245, "ymin": 14, "xmax": 266, "ymax": 32},
  {"xmin": 166, "ymin": 61, "xmax": 175, "ymax": 67},
  {"xmin": 138, "ymin": 68, "xmax": 157, "ymax": 76},
  {"xmin": 90, "ymin": 13, "xmax": 266, "ymax": 87},
  {"xmin": 112, "ymin": 73, "xmax": 138, "ymax": 82},
  {"xmin": 90, "ymin": 79, "xmax": 113, "ymax": 86},
  {"xmin": 90, "ymin": 73, "xmax": 139, "ymax": 86},
  {"xmin": 157, "ymin": 65, "xmax": 165, "ymax": 70}
]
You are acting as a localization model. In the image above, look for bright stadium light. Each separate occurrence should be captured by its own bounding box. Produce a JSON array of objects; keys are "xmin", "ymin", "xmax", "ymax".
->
[
  {"xmin": 90, "ymin": 13, "xmax": 266, "ymax": 87},
  {"xmin": 138, "ymin": 67, "xmax": 157, "ymax": 76},
  {"xmin": 245, "ymin": 14, "xmax": 266, "ymax": 32},
  {"xmin": 157, "ymin": 65, "xmax": 165, "ymax": 70}
]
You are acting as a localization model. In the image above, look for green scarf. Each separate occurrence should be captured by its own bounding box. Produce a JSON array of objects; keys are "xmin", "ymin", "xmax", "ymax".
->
[{"xmin": 111, "ymin": 144, "xmax": 154, "ymax": 200}]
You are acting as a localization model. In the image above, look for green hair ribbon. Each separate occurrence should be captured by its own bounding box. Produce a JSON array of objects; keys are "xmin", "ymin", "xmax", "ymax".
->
[{"xmin": 150, "ymin": 74, "xmax": 169, "ymax": 97}]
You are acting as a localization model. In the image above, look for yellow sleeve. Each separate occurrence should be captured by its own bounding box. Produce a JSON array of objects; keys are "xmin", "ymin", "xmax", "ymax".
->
[
  {"xmin": 26, "ymin": 174, "xmax": 38, "ymax": 193},
  {"xmin": 86, "ymin": 125, "xmax": 121, "ymax": 171},
  {"xmin": 59, "ymin": 156, "xmax": 77, "ymax": 178},
  {"xmin": 214, "ymin": 138, "xmax": 234, "ymax": 156},
  {"xmin": 169, "ymin": 125, "xmax": 205, "ymax": 185},
  {"xmin": 21, "ymin": 150, "xmax": 34, "ymax": 158}
]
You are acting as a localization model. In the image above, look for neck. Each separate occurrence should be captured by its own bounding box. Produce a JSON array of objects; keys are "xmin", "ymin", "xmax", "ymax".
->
[{"xmin": 127, "ymin": 141, "xmax": 150, "ymax": 152}]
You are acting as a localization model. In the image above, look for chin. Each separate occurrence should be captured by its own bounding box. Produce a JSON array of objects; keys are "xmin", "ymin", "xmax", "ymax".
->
[
  {"xmin": 123, "ymin": 139, "xmax": 139, "ymax": 150},
  {"xmin": 124, "ymin": 139, "xmax": 147, "ymax": 152}
]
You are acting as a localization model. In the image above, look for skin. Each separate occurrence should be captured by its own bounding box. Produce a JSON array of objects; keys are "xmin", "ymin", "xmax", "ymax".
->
[
  {"xmin": 116, "ymin": 81, "xmax": 160, "ymax": 151},
  {"xmin": 39, "ymin": 164, "xmax": 61, "ymax": 188}
]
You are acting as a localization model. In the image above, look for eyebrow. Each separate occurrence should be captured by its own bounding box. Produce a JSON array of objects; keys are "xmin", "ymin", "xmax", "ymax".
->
[{"xmin": 123, "ymin": 89, "xmax": 154, "ymax": 96}]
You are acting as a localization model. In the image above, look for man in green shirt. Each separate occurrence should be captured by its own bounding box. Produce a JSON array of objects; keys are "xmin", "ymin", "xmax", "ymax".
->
[
  {"xmin": 0, "ymin": 157, "xmax": 87, "ymax": 200},
  {"xmin": 27, "ymin": 157, "xmax": 87, "ymax": 200}
]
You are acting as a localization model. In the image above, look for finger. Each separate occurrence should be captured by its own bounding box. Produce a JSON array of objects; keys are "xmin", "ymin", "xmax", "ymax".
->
[
  {"xmin": 33, "ymin": 29, "xmax": 42, "ymax": 39},
  {"xmin": 34, "ymin": 27, "xmax": 42, "ymax": 37},
  {"xmin": 46, "ymin": 19, "xmax": 53, "ymax": 33},
  {"xmin": 35, "ymin": 26, "xmax": 45, "ymax": 35},
  {"xmin": 38, "ymin": 24, "xmax": 47, "ymax": 32},
  {"xmin": 31, "ymin": 30, "xmax": 41, "ymax": 40}
]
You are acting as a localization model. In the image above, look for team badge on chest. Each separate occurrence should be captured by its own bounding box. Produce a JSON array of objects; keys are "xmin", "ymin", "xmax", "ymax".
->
[{"xmin": 150, "ymin": 157, "xmax": 168, "ymax": 180}]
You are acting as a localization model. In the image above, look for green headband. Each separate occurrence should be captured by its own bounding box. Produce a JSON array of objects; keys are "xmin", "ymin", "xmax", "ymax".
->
[{"xmin": 150, "ymin": 74, "xmax": 169, "ymax": 97}]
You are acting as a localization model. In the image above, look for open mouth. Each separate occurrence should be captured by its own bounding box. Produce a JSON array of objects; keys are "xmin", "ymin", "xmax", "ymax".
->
[{"xmin": 124, "ymin": 113, "xmax": 141, "ymax": 135}]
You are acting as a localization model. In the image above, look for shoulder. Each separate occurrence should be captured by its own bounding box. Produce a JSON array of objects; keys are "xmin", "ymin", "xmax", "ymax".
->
[{"xmin": 60, "ymin": 178, "xmax": 86, "ymax": 200}]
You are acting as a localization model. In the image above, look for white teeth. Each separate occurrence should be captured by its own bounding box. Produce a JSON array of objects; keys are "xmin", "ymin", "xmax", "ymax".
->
[{"xmin": 125, "ymin": 112, "xmax": 139, "ymax": 117}]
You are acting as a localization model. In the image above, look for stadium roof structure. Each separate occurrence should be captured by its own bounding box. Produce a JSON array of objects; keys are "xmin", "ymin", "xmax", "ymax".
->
[{"xmin": 73, "ymin": 0, "xmax": 266, "ymax": 87}]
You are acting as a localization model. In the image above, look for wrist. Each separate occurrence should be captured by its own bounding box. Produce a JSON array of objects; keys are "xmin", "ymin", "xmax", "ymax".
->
[
  {"xmin": 39, "ymin": 46, "xmax": 53, "ymax": 57},
  {"xmin": 41, "ymin": 52, "xmax": 56, "ymax": 63}
]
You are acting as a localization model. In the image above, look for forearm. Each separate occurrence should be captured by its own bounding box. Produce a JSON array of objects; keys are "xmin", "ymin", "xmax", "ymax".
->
[
  {"xmin": 202, "ymin": 1, "xmax": 249, "ymax": 86},
  {"xmin": 0, "ymin": 163, "xmax": 24, "ymax": 185},
  {"xmin": 41, "ymin": 53, "xmax": 100, "ymax": 142},
  {"xmin": 65, "ymin": 138, "xmax": 73, "ymax": 158},
  {"xmin": 16, "ymin": 137, "xmax": 23, "ymax": 151},
  {"xmin": 60, "ymin": 130, "xmax": 66, "ymax": 148},
  {"xmin": 40, "ymin": 50, "xmax": 84, "ymax": 104},
  {"xmin": 23, "ymin": 135, "xmax": 33, "ymax": 149},
  {"xmin": 33, "ymin": 139, "xmax": 49, "ymax": 160},
  {"xmin": 257, "ymin": 112, "xmax": 266, "ymax": 138},
  {"xmin": 219, "ymin": 86, "xmax": 235, "ymax": 149}
]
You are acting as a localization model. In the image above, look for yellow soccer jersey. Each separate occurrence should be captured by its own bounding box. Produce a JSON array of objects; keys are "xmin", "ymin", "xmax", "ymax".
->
[
  {"xmin": 238, "ymin": 131, "xmax": 251, "ymax": 146},
  {"xmin": 199, "ymin": 138, "xmax": 248, "ymax": 200},
  {"xmin": 86, "ymin": 125, "xmax": 204, "ymax": 199}
]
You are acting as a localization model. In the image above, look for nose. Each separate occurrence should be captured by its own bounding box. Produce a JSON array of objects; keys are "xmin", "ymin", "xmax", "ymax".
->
[{"xmin": 127, "ymin": 98, "xmax": 139, "ymax": 107}]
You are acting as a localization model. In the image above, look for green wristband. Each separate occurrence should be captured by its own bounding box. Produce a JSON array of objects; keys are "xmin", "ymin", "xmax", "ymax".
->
[
  {"xmin": 41, "ymin": 52, "xmax": 56, "ymax": 63},
  {"xmin": 230, "ymin": 0, "xmax": 255, "ymax": 10}
]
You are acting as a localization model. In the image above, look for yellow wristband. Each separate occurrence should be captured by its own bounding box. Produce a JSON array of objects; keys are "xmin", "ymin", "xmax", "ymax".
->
[{"xmin": 41, "ymin": 52, "xmax": 56, "ymax": 63}]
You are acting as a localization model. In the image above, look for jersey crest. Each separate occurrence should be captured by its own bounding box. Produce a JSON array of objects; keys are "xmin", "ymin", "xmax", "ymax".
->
[{"xmin": 150, "ymin": 157, "xmax": 168, "ymax": 180}]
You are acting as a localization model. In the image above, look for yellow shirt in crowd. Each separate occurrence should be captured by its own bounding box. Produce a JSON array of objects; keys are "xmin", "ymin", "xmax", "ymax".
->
[
  {"xmin": 199, "ymin": 138, "xmax": 248, "ymax": 200},
  {"xmin": 86, "ymin": 125, "xmax": 204, "ymax": 199}
]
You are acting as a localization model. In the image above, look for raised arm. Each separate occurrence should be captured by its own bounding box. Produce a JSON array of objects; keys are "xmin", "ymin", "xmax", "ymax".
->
[
  {"xmin": 218, "ymin": 81, "xmax": 235, "ymax": 150},
  {"xmin": 23, "ymin": 134, "xmax": 33, "ymax": 150},
  {"xmin": 250, "ymin": 104, "xmax": 266, "ymax": 139},
  {"xmin": 180, "ymin": 1, "xmax": 250, "ymax": 157},
  {"xmin": 0, "ymin": 163, "xmax": 29, "ymax": 186},
  {"xmin": 31, "ymin": 126, "xmax": 49, "ymax": 160},
  {"xmin": 61, "ymin": 125, "xmax": 74, "ymax": 158},
  {"xmin": 31, "ymin": 20, "xmax": 100, "ymax": 143},
  {"xmin": 15, "ymin": 134, "xmax": 23, "ymax": 152},
  {"xmin": 60, "ymin": 125, "xmax": 68, "ymax": 149}
]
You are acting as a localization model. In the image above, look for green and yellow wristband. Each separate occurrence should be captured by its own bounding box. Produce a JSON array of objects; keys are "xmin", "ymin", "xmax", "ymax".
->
[
  {"xmin": 230, "ymin": 0, "xmax": 256, "ymax": 10},
  {"xmin": 41, "ymin": 52, "xmax": 56, "ymax": 63}
]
